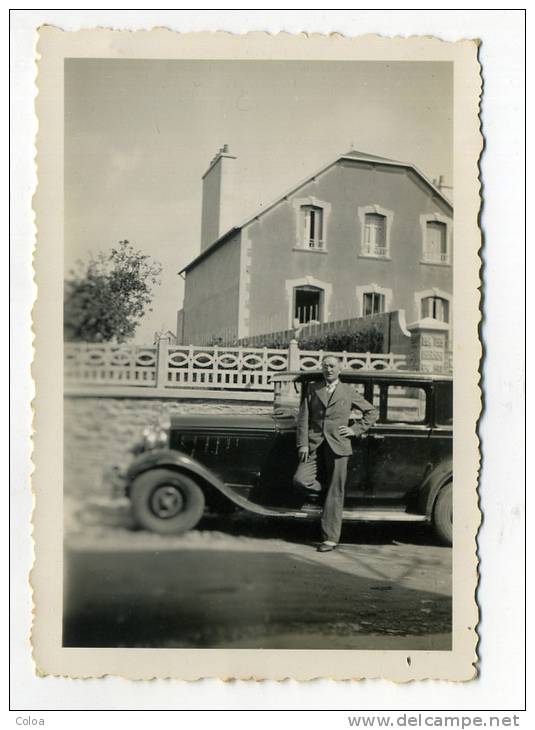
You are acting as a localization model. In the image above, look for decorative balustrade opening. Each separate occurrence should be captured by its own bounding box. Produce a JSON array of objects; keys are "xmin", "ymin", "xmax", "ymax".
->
[
  {"xmin": 165, "ymin": 346, "xmax": 289, "ymax": 391},
  {"xmin": 298, "ymin": 351, "xmax": 407, "ymax": 372}
]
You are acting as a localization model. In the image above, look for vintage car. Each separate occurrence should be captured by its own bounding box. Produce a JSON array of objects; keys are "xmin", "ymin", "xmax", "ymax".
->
[{"xmin": 120, "ymin": 370, "xmax": 453, "ymax": 545}]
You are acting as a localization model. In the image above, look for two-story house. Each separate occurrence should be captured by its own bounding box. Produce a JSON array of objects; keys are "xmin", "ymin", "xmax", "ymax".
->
[{"xmin": 177, "ymin": 146, "xmax": 452, "ymax": 345}]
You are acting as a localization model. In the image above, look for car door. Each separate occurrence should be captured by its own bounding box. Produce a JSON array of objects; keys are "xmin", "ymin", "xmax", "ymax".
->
[
  {"xmin": 344, "ymin": 381, "xmax": 372, "ymax": 502},
  {"xmin": 365, "ymin": 381, "xmax": 433, "ymax": 504}
]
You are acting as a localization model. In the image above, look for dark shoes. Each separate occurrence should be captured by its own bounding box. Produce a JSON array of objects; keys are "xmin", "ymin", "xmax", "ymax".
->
[{"xmin": 317, "ymin": 542, "xmax": 337, "ymax": 553}]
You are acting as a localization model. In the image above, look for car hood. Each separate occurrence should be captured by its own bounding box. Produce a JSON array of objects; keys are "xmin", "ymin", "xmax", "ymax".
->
[{"xmin": 169, "ymin": 413, "xmax": 278, "ymax": 434}]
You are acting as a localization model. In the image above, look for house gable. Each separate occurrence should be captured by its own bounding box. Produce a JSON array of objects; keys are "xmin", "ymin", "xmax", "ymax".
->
[
  {"xmin": 179, "ymin": 151, "xmax": 452, "ymax": 275},
  {"xmin": 242, "ymin": 158, "xmax": 452, "ymax": 338}
]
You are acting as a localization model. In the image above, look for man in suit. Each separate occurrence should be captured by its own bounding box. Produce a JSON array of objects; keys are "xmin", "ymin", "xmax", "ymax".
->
[{"xmin": 293, "ymin": 355, "xmax": 378, "ymax": 552}]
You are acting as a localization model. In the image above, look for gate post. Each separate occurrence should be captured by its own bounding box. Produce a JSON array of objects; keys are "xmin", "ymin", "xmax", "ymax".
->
[
  {"xmin": 407, "ymin": 318, "xmax": 450, "ymax": 373},
  {"xmin": 288, "ymin": 338, "xmax": 300, "ymax": 371},
  {"xmin": 155, "ymin": 334, "xmax": 171, "ymax": 388}
]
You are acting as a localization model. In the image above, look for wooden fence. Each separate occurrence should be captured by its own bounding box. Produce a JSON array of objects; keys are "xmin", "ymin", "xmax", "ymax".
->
[{"xmin": 64, "ymin": 340, "xmax": 408, "ymax": 392}]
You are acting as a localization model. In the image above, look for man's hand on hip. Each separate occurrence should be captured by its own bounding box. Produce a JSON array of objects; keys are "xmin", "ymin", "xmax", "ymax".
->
[
  {"xmin": 298, "ymin": 446, "xmax": 309, "ymax": 462},
  {"xmin": 338, "ymin": 426, "xmax": 354, "ymax": 438}
]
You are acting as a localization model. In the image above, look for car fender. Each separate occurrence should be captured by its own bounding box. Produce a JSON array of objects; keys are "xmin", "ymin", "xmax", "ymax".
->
[
  {"xmin": 125, "ymin": 448, "xmax": 286, "ymax": 517},
  {"xmin": 415, "ymin": 459, "xmax": 453, "ymax": 518}
]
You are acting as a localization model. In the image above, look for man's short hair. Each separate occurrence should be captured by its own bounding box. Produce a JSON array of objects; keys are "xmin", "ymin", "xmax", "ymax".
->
[{"xmin": 322, "ymin": 355, "xmax": 341, "ymax": 364}]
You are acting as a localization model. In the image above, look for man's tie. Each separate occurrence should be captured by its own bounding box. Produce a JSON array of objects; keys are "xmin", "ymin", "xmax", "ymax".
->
[{"xmin": 326, "ymin": 381, "xmax": 337, "ymax": 396}]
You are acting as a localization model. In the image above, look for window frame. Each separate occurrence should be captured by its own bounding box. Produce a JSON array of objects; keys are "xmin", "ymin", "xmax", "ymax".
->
[
  {"xmin": 292, "ymin": 196, "xmax": 332, "ymax": 253},
  {"xmin": 421, "ymin": 295, "xmax": 450, "ymax": 323},
  {"xmin": 362, "ymin": 291, "xmax": 386, "ymax": 317},
  {"xmin": 414, "ymin": 288, "xmax": 452, "ymax": 327},
  {"xmin": 356, "ymin": 284, "xmax": 393, "ymax": 318},
  {"xmin": 285, "ymin": 276, "xmax": 332, "ymax": 328},
  {"xmin": 372, "ymin": 382, "xmax": 431, "ymax": 426},
  {"xmin": 420, "ymin": 212, "xmax": 452, "ymax": 266},
  {"xmin": 357, "ymin": 204, "xmax": 394, "ymax": 260},
  {"xmin": 362, "ymin": 212, "xmax": 387, "ymax": 257},
  {"xmin": 293, "ymin": 285, "xmax": 323, "ymax": 325},
  {"xmin": 301, "ymin": 205, "xmax": 324, "ymax": 250}
]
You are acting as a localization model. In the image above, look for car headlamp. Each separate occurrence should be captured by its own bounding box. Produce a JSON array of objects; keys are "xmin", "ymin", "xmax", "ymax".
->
[
  {"xmin": 132, "ymin": 407, "xmax": 171, "ymax": 453},
  {"xmin": 157, "ymin": 408, "xmax": 171, "ymax": 433}
]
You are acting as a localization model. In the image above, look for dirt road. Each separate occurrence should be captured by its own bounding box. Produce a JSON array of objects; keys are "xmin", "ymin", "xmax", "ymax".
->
[{"xmin": 63, "ymin": 499, "xmax": 451, "ymax": 650}]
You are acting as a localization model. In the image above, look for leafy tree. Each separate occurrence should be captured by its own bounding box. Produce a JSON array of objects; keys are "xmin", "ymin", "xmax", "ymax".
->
[{"xmin": 64, "ymin": 240, "xmax": 162, "ymax": 343}]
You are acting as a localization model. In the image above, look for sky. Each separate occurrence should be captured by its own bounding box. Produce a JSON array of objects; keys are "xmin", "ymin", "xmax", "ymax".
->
[{"xmin": 65, "ymin": 59, "xmax": 453, "ymax": 343}]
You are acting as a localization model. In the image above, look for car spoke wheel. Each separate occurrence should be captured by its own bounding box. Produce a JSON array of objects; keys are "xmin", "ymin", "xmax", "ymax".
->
[
  {"xmin": 130, "ymin": 468, "xmax": 205, "ymax": 535},
  {"xmin": 432, "ymin": 481, "xmax": 452, "ymax": 546}
]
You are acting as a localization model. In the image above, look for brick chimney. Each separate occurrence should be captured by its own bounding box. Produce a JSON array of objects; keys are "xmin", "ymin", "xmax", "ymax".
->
[{"xmin": 200, "ymin": 144, "xmax": 237, "ymax": 251}]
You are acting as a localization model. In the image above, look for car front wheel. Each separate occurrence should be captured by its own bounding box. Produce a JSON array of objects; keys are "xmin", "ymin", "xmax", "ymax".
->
[
  {"xmin": 432, "ymin": 481, "xmax": 452, "ymax": 546},
  {"xmin": 130, "ymin": 468, "xmax": 205, "ymax": 535}
]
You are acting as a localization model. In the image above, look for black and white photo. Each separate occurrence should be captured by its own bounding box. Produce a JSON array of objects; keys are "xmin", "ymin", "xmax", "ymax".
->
[{"xmin": 31, "ymin": 27, "xmax": 482, "ymax": 681}]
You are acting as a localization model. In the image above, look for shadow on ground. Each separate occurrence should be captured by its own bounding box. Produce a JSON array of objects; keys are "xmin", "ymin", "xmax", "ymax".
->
[{"xmin": 63, "ymin": 546, "xmax": 451, "ymax": 650}]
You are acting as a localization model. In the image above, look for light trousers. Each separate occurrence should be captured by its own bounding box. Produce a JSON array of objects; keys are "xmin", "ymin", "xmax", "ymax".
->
[{"xmin": 293, "ymin": 442, "xmax": 349, "ymax": 544}]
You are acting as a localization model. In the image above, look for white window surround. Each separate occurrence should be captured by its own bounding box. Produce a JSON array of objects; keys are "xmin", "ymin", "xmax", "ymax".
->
[
  {"xmin": 292, "ymin": 196, "xmax": 332, "ymax": 250},
  {"xmin": 420, "ymin": 212, "xmax": 452, "ymax": 265},
  {"xmin": 357, "ymin": 204, "xmax": 394, "ymax": 259},
  {"xmin": 414, "ymin": 288, "xmax": 452, "ymax": 323},
  {"xmin": 285, "ymin": 275, "xmax": 332, "ymax": 328},
  {"xmin": 355, "ymin": 284, "xmax": 393, "ymax": 317}
]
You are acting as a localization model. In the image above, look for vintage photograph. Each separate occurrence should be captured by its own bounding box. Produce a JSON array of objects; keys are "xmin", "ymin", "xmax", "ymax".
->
[{"xmin": 32, "ymin": 29, "xmax": 481, "ymax": 680}]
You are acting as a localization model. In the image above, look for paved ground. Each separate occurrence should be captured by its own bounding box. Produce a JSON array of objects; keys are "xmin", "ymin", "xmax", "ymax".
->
[{"xmin": 63, "ymin": 498, "xmax": 452, "ymax": 650}]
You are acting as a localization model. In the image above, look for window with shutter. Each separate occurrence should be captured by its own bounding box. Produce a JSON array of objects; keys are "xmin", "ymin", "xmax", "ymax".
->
[
  {"xmin": 421, "ymin": 296, "xmax": 449, "ymax": 323},
  {"xmin": 424, "ymin": 221, "xmax": 449, "ymax": 263},
  {"xmin": 362, "ymin": 213, "xmax": 388, "ymax": 257}
]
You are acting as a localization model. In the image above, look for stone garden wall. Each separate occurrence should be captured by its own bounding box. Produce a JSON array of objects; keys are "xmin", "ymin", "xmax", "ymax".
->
[{"xmin": 64, "ymin": 396, "xmax": 271, "ymax": 500}]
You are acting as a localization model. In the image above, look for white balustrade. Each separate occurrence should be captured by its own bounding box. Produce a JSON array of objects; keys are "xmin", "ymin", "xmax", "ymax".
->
[
  {"xmin": 165, "ymin": 345, "xmax": 289, "ymax": 390},
  {"xmin": 361, "ymin": 243, "xmax": 389, "ymax": 258},
  {"xmin": 422, "ymin": 251, "xmax": 451, "ymax": 265},
  {"xmin": 299, "ymin": 350, "xmax": 407, "ymax": 372},
  {"xmin": 64, "ymin": 343, "xmax": 157, "ymax": 386},
  {"xmin": 64, "ymin": 341, "xmax": 408, "ymax": 391}
]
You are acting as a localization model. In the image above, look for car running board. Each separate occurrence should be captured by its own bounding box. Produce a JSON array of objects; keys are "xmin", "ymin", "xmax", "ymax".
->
[
  {"xmin": 244, "ymin": 504, "xmax": 428, "ymax": 521},
  {"xmin": 221, "ymin": 485, "xmax": 428, "ymax": 522},
  {"xmin": 295, "ymin": 508, "xmax": 428, "ymax": 521}
]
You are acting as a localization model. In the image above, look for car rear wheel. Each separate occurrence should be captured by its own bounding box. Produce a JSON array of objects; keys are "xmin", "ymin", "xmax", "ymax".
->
[
  {"xmin": 432, "ymin": 481, "xmax": 452, "ymax": 546},
  {"xmin": 130, "ymin": 468, "xmax": 205, "ymax": 535}
]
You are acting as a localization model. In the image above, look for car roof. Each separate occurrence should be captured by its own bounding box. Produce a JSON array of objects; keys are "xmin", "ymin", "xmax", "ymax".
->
[{"xmin": 270, "ymin": 369, "xmax": 452, "ymax": 383}]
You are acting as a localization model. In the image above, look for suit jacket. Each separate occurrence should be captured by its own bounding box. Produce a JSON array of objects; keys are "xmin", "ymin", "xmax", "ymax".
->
[{"xmin": 296, "ymin": 381, "xmax": 378, "ymax": 457}]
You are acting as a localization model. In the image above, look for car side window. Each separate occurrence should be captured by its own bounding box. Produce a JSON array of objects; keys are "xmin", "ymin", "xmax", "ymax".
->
[
  {"xmin": 386, "ymin": 385, "xmax": 427, "ymax": 423},
  {"xmin": 372, "ymin": 384, "xmax": 387, "ymax": 423},
  {"xmin": 348, "ymin": 383, "xmax": 366, "ymax": 421}
]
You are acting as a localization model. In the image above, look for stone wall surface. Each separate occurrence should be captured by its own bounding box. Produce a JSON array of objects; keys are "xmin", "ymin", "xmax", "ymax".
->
[{"xmin": 64, "ymin": 396, "xmax": 271, "ymax": 499}]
